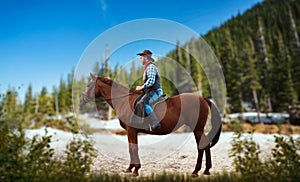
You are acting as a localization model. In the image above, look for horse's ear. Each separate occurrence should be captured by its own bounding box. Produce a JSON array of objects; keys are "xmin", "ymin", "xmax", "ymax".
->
[{"xmin": 90, "ymin": 73, "xmax": 97, "ymax": 80}]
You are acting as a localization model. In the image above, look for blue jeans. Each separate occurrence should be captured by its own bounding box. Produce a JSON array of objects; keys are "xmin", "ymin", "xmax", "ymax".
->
[{"xmin": 145, "ymin": 89, "xmax": 163, "ymax": 115}]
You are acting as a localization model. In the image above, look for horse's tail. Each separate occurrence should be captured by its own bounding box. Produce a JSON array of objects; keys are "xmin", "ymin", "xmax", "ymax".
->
[{"xmin": 204, "ymin": 98, "xmax": 222, "ymax": 148}]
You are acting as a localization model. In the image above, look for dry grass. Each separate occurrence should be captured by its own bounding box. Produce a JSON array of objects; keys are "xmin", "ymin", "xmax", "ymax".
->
[
  {"xmin": 111, "ymin": 123, "xmax": 300, "ymax": 135},
  {"xmin": 222, "ymin": 123, "xmax": 300, "ymax": 134}
]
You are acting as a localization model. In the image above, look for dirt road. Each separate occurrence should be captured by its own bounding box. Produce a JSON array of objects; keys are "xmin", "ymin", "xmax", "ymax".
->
[
  {"xmin": 26, "ymin": 118, "xmax": 298, "ymax": 177},
  {"xmin": 91, "ymin": 132, "xmax": 278, "ymax": 176}
]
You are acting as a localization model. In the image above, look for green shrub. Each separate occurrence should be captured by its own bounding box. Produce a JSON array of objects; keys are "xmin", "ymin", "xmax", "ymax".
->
[
  {"xmin": 230, "ymin": 131, "xmax": 265, "ymax": 181},
  {"xmin": 0, "ymin": 125, "xmax": 27, "ymax": 181},
  {"xmin": 228, "ymin": 119, "xmax": 243, "ymax": 132},
  {"xmin": 0, "ymin": 123, "xmax": 95, "ymax": 182},
  {"xmin": 61, "ymin": 137, "xmax": 96, "ymax": 181},
  {"xmin": 265, "ymin": 136, "xmax": 300, "ymax": 181},
  {"xmin": 230, "ymin": 129, "xmax": 300, "ymax": 182},
  {"xmin": 1, "ymin": 118, "xmax": 299, "ymax": 182}
]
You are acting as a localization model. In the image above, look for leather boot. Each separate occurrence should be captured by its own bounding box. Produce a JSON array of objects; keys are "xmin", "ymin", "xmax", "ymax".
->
[
  {"xmin": 147, "ymin": 112, "xmax": 161, "ymax": 131},
  {"xmin": 130, "ymin": 101, "xmax": 146, "ymax": 128}
]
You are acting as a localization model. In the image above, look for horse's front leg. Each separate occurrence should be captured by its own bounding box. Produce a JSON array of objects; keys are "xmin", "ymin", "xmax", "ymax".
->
[{"xmin": 126, "ymin": 128, "xmax": 141, "ymax": 176}]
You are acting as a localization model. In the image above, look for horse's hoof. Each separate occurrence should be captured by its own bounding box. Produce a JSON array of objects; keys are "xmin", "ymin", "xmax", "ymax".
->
[
  {"xmin": 122, "ymin": 169, "xmax": 131, "ymax": 173},
  {"xmin": 191, "ymin": 173, "xmax": 198, "ymax": 178},
  {"xmin": 203, "ymin": 170, "xmax": 210, "ymax": 175}
]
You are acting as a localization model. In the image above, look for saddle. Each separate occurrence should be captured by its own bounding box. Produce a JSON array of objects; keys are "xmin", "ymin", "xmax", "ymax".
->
[
  {"xmin": 133, "ymin": 93, "xmax": 168, "ymax": 111},
  {"xmin": 130, "ymin": 93, "xmax": 168, "ymax": 129},
  {"xmin": 150, "ymin": 93, "xmax": 168, "ymax": 108}
]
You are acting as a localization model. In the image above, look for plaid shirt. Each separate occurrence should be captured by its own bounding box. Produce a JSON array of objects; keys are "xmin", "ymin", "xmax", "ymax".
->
[{"xmin": 143, "ymin": 63, "xmax": 158, "ymax": 89}]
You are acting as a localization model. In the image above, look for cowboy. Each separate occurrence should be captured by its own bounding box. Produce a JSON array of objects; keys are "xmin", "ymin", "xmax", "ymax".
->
[{"xmin": 132, "ymin": 50, "xmax": 162, "ymax": 131}]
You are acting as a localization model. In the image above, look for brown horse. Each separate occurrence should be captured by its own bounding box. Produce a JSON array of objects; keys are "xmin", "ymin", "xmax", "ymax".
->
[{"xmin": 80, "ymin": 73, "xmax": 222, "ymax": 177}]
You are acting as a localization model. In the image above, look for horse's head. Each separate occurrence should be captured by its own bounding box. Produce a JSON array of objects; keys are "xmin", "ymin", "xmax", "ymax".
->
[{"xmin": 80, "ymin": 73, "xmax": 101, "ymax": 106}]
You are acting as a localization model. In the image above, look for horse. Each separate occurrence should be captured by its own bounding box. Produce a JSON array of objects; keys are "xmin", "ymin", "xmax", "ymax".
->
[{"xmin": 80, "ymin": 73, "xmax": 222, "ymax": 177}]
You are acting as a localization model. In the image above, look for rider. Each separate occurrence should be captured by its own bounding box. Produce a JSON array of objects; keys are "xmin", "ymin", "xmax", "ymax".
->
[{"xmin": 133, "ymin": 50, "xmax": 162, "ymax": 131}]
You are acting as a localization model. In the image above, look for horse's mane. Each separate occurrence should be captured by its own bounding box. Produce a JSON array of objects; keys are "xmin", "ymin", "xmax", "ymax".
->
[
  {"xmin": 99, "ymin": 77, "xmax": 134, "ymax": 93},
  {"xmin": 98, "ymin": 77, "xmax": 114, "ymax": 86}
]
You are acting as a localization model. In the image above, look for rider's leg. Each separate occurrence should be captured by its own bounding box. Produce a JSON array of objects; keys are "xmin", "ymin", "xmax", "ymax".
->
[
  {"xmin": 148, "ymin": 88, "xmax": 163, "ymax": 105},
  {"xmin": 130, "ymin": 93, "xmax": 150, "ymax": 126},
  {"xmin": 145, "ymin": 90, "xmax": 163, "ymax": 131},
  {"xmin": 145, "ymin": 104, "xmax": 153, "ymax": 115},
  {"xmin": 131, "ymin": 91, "xmax": 161, "ymax": 131},
  {"xmin": 145, "ymin": 104, "xmax": 161, "ymax": 131}
]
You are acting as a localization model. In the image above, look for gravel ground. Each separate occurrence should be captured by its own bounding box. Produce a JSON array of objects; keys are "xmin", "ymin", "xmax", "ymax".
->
[
  {"xmin": 25, "ymin": 121, "xmax": 299, "ymax": 176},
  {"xmin": 90, "ymin": 132, "xmax": 279, "ymax": 176}
]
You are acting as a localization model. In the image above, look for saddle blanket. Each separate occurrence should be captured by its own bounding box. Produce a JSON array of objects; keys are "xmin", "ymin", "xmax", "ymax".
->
[{"xmin": 133, "ymin": 94, "xmax": 168, "ymax": 111}]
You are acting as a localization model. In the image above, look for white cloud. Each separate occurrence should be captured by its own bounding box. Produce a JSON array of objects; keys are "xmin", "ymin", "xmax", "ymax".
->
[{"xmin": 100, "ymin": 0, "xmax": 107, "ymax": 12}]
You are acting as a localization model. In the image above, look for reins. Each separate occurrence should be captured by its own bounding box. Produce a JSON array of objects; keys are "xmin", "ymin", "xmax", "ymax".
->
[
  {"xmin": 103, "ymin": 90, "xmax": 141, "ymax": 101},
  {"xmin": 82, "ymin": 76, "xmax": 142, "ymax": 104}
]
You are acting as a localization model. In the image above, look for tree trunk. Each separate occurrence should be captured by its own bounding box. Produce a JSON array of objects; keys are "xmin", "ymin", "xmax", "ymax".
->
[
  {"xmin": 198, "ymin": 78, "xmax": 202, "ymax": 96},
  {"xmin": 105, "ymin": 44, "xmax": 112, "ymax": 120},
  {"xmin": 289, "ymin": 6, "xmax": 300, "ymax": 51},
  {"xmin": 252, "ymin": 89, "xmax": 263, "ymax": 124},
  {"xmin": 258, "ymin": 23, "xmax": 269, "ymax": 64},
  {"xmin": 239, "ymin": 88, "xmax": 245, "ymax": 121},
  {"xmin": 266, "ymin": 97, "xmax": 272, "ymax": 113},
  {"xmin": 55, "ymin": 94, "xmax": 59, "ymax": 119},
  {"xmin": 185, "ymin": 43, "xmax": 191, "ymax": 76},
  {"xmin": 35, "ymin": 96, "xmax": 39, "ymax": 114},
  {"xmin": 258, "ymin": 18, "xmax": 272, "ymax": 112}
]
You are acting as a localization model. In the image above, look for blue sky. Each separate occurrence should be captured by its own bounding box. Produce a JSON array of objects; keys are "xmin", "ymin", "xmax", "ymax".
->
[{"xmin": 0, "ymin": 0, "xmax": 263, "ymax": 101}]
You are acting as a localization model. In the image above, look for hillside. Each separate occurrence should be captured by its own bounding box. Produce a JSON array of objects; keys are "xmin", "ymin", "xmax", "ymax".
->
[
  {"xmin": 203, "ymin": 0, "xmax": 300, "ymax": 113},
  {"xmin": 168, "ymin": 0, "xmax": 300, "ymax": 114}
]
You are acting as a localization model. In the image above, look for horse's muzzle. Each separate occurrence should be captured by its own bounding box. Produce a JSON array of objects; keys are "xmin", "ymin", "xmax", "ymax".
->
[{"xmin": 80, "ymin": 92, "xmax": 89, "ymax": 106}]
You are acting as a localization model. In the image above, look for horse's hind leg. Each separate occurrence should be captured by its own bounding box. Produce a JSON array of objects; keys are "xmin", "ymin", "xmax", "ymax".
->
[
  {"xmin": 192, "ymin": 130, "xmax": 204, "ymax": 177},
  {"xmin": 203, "ymin": 145, "xmax": 212, "ymax": 175}
]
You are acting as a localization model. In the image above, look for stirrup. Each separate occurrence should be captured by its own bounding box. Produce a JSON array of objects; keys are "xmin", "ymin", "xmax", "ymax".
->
[
  {"xmin": 148, "ymin": 124, "xmax": 153, "ymax": 132},
  {"xmin": 148, "ymin": 122, "xmax": 161, "ymax": 132}
]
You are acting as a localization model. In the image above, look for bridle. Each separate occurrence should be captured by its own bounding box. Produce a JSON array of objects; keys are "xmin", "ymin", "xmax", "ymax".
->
[
  {"xmin": 80, "ymin": 77, "xmax": 98, "ymax": 104},
  {"xmin": 81, "ymin": 77, "xmax": 142, "ymax": 104}
]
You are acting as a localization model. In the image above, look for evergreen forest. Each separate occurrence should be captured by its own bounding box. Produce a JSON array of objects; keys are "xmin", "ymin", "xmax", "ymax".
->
[{"xmin": 1, "ymin": 0, "xmax": 300, "ymax": 125}]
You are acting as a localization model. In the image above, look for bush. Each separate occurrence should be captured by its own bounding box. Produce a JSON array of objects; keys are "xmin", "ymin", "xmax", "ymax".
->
[
  {"xmin": 265, "ymin": 136, "xmax": 300, "ymax": 181},
  {"xmin": 230, "ymin": 129, "xmax": 300, "ymax": 182},
  {"xmin": 0, "ymin": 123, "xmax": 95, "ymax": 181},
  {"xmin": 230, "ymin": 131, "xmax": 265, "ymax": 181},
  {"xmin": 62, "ymin": 137, "xmax": 96, "ymax": 181}
]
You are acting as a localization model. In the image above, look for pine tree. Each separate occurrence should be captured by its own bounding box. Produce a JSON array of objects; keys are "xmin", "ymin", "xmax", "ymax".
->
[
  {"xmin": 3, "ymin": 88, "xmax": 17, "ymax": 115},
  {"xmin": 128, "ymin": 61, "xmax": 139, "ymax": 90},
  {"xmin": 93, "ymin": 61, "xmax": 100, "ymax": 75},
  {"xmin": 2, "ymin": 88, "xmax": 22, "ymax": 118},
  {"xmin": 157, "ymin": 57, "xmax": 175, "ymax": 96},
  {"xmin": 66, "ymin": 69, "xmax": 74, "ymax": 111},
  {"xmin": 58, "ymin": 77, "xmax": 67, "ymax": 114},
  {"xmin": 188, "ymin": 38, "xmax": 204, "ymax": 96},
  {"xmin": 174, "ymin": 41, "xmax": 191, "ymax": 94},
  {"xmin": 269, "ymin": 30, "xmax": 295, "ymax": 111},
  {"xmin": 243, "ymin": 37, "xmax": 263, "ymax": 123},
  {"xmin": 24, "ymin": 84, "xmax": 34, "ymax": 114},
  {"xmin": 218, "ymin": 27, "xmax": 242, "ymax": 112},
  {"xmin": 198, "ymin": 0, "xmax": 300, "ymax": 113},
  {"xmin": 71, "ymin": 75, "xmax": 87, "ymax": 114},
  {"xmin": 38, "ymin": 87, "xmax": 54, "ymax": 115}
]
